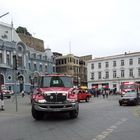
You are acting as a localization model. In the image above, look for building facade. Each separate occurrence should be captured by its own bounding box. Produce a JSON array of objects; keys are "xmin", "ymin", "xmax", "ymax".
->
[
  {"xmin": 55, "ymin": 54, "xmax": 92, "ymax": 87},
  {"xmin": 87, "ymin": 52, "xmax": 140, "ymax": 92},
  {"xmin": 0, "ymin": 22, "xmax": 55, "ymax": 93}
]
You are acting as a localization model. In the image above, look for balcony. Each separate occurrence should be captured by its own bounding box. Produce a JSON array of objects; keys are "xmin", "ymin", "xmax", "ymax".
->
[{"xmin": 0, "ymin": 63, "xmax": 11, "ymax": 69}]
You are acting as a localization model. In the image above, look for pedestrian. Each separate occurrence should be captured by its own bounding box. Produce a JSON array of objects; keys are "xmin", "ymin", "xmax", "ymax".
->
[
  {"xmin": 21, "ymin": 90, "xmax": 25, "ymax": 97},
  {"xmin": 105, "ymin": 89, "xmax": 109, "ymax": 98},
  {"xmin": 0, "ymin": 84, "xmax": 5, "ymax": 111},
  {"xmin": 102, "ymin": 89, "xmax": 105, "ymax": 99}
]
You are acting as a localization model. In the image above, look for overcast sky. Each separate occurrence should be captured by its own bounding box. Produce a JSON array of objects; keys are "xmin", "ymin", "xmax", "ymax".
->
[{"xmin": 0, "ymin": 0, "xmax": 140, "ymax": 57}]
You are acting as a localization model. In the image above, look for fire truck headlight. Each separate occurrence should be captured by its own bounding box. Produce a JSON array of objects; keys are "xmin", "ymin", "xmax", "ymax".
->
[
  {"xmin": 37, "ymin": 99, "xmax": 47, "ymax": 103},
  {"xmin": 68, "ymin": 98, "xmax": 76, "ymax": 103}
]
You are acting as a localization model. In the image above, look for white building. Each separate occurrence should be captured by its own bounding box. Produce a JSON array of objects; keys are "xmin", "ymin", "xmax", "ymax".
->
[{"xmin": 87, "ymin": 52, "xmax": 140, "ymax": 92}]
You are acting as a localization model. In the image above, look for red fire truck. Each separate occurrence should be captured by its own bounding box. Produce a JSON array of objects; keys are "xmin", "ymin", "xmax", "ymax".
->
[
  {"xmin": 120, "ymin": 82, "xmax": 140, "ymax": 96},
  {"xmin": 31, "ymin": 74, "xmax": 79, "ymax": 120}
]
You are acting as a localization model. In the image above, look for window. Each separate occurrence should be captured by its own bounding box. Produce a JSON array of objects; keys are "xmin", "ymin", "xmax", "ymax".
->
[
  {"xmin": 39, "ymin": 64, "xmax": 42, "ymax": 71},
  {"xmin": 0, "ymin": 52, "xmax": 3, "ymax": 63},
  {"xmin": 105, "ymin": 71, "xmax": 109, "ymax": 79},
  {"xmin": 129, "ymin": 59, "xmax": 133, "ymax": 65},
  {"xmin": 70, "ymin": 57, "xmax": 72, "ymax": 63},
  {"xmin": 91, "ymin": 63, "xmax": 94, "ymax": 69},
  {"xmin": 28, "ymin": 63, "xmax": 31, "ymax": 70},
  {"xmin": 44, "ymin": 55, "xmax": 47, "ymax": 60},
  {"xmin": 64, "ymin": 59, "xmax": 66, "ymax": 64},
  {"xmin": 129, "ymin": 69, "xmax": 133, "ymax": 77},
  {"xmin": 121, "ymin": 70, "xmax": 125, "ymax": 77},
  {"xmin": 113, "ymin": 61, "xmax": 116, "ymax": 67},
  {"xmin": 113, "ymin": 70, "xmax": 116, "ymax": 78},
  {"xmin": 138, "ymin": 68, "xmax": 140, "ymax": 77},
  {"xmin": 45, "ymin": 65, "xmax": 47, "ymax": 72},
  {"xmin": 28, "ymin": 52, "xmax": 30, "ymax": 58},
  {"xmin": 138, "ymin": 58, "xmax": 140, "ymax": 64},
  {"xmin": 33, "ymin": 53, "xmax": 36, "ymax": 59},
  {"xmin": 53, "ymin": 66, "xmax": 55, "ymax": 72},
  {"xmin": 76, "ymin": 60, "xmax": 78, "ymax": 64},
  {"xmin": 121, "ymin": 60, "xmax": 124, "ymax": 66},
  {"xmin": 17, "ymin": 56, "xmax": 22, "ymax": 67},
  {"xmin": 105, "ymin": 62, "xmax": 109, "ymax": 68},
  {"xmin": 18, "ymin": 46, "xmax": 22, "ymax": 52},
  {"xmin": 98, "ymin": 72, "xmax": 102, "ymax": 79},
  {"xmin": 6, "ymin": 52, "xmax": 10, "ymax": 65},
  {"xmin": 91, "ymin": 72, "xmax": 94, "ymax": 79},
  {"xmin": 34, "ymin": 63, "xmax": 37, "ymax": 70},
  {"xmin": 98, "ymin": 63, "xmax": 101, "ymax": 69},
  {"xmin": 38, "ymin": 55, "xmax": 42, "ymax": 60}
]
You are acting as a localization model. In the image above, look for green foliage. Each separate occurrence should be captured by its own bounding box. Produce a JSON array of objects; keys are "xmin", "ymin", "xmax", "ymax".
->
[{"xmin": 16, "ymin": 26, "xmax": 32, "ymax": 36}]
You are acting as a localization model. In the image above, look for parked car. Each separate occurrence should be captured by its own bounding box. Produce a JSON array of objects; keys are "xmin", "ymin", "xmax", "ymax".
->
[
  {"xmin": 119, "ymin": 91, "xmax": 140, "ymax": 106},
  {"xmin": 1, "ymin": 85, "xmax": 14, "ymax": 99},
  {"xmin": 73, "ymin": 89, "xmax": 92, "ymax": 102}
]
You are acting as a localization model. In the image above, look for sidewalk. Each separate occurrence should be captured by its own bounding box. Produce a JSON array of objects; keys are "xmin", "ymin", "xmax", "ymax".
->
[{"xmin": 0, "ymin": 95, "xmax": 31, "ymax": 116}]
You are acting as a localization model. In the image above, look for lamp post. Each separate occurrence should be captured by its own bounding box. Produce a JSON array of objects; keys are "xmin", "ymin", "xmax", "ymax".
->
[
  {"xmin": 13, "ymin": 50, "xmax": 18, "ymax": 112},
  {"xmin": 0, "ymin": 12, "xmax": 9, "ymax": 19},
  {"xmin": 117, "ymin": 77, "xmax": 120, "ymax": 93}
]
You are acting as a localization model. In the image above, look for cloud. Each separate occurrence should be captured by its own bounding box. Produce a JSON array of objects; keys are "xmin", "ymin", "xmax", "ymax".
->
[{"xmin": 1, "ymin": 0, "xmax": 140, "ymax": 57}]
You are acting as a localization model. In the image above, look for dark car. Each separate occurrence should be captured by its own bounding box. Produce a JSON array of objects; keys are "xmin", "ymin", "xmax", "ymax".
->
[{"xmin": 119, "ymin": 91, "xmax": 140, "ymax": 106}]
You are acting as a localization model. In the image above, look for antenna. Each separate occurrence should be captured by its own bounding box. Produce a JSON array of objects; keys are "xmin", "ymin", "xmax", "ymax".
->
[
  {"xmin": 11, "ymin": 19, "xmax": 13, "ymax": 41},
  {"xmin": 69, "ymin": 41, "xmax": 71, "ymax": 54}
]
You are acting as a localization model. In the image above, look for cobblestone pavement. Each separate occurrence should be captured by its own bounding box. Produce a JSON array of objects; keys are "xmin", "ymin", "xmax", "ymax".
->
[
  {"xmin": 0, "ymin": 95, "xmax": 140, "ymax": 140},
  {"xmin": 1, "ymin": 94, "xmax": 140, "ymax": 117}
]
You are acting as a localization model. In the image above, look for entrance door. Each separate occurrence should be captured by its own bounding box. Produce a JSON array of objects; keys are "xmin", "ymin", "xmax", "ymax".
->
[
  {"xmin": 18, "ymin": 75, "xmax": 24, "ymax": 92},
  {"xmin": 0, "ymin": 74, "xmax": 4, "ymax": 85}
]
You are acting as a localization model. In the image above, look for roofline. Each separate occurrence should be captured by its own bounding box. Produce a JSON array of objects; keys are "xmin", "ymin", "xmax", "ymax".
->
[{"xmin": 87, "ymin": 51, "xmax": 140, "ymax": 63}]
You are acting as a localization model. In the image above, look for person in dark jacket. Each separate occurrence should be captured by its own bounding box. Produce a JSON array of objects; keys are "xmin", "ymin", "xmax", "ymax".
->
[{"xmin": 0, "ymin": 85, "xmax": 5, "ymax": 111}]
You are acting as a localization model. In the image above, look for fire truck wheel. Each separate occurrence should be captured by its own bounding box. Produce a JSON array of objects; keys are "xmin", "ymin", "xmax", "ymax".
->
[
  {"xmin": 32, "ymin": 106, "xmax": 44, "ymax": 120},
  {"xmin": 69, "ymin": 109, "xmax": 79, "ymax": 119}
]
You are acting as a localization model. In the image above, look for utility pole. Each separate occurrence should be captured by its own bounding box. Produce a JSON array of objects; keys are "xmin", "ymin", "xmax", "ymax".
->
[
  {"xmin": 69, "ymin": 41, "xmax": 71, "ymax": 54},
  {"xmin": 13, "ymin": 54, "xmax": 18, "ymax": 112}
]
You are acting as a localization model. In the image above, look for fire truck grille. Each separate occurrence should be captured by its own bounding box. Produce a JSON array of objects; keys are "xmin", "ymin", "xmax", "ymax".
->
[{"xmin": 45, "ymin": 93, "xmax": 67, "ymax": 103}]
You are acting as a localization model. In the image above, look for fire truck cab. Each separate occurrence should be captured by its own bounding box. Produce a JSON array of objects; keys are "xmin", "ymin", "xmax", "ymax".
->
[{"xmin": 120, "ymin": 82, "xmax": 140, "ymax": 96}]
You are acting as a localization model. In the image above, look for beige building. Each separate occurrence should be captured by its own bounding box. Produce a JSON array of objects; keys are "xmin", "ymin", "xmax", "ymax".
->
[{"xmin": 55, "ymin": 54, "xmax": 92, "ymax": 87}]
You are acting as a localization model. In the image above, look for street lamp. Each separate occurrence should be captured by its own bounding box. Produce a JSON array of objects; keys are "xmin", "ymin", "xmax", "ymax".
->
[
  {"xmin": 0, "ymin": 12, "xmax": 9, "ymax": 19},
  {"xmin": 117, "ymin": 77, "xmax": 121, "ymax": 93}
]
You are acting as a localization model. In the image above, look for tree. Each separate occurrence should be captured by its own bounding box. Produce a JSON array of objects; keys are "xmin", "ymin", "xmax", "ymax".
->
[{"xmin": 16, "ymin": 26, "xmax": 32, "ymax": 36}]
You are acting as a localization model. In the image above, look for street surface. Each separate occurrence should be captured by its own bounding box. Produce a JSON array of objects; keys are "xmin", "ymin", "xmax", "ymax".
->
[{"xmin": 0, "ymin": 95, "xmax": 140, "ymax": 140}]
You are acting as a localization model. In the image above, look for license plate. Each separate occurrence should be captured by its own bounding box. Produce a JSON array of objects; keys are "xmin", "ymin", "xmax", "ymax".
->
[{"xmin": 53, "ymin": 108, "xmax": 60, "ymax": 111}]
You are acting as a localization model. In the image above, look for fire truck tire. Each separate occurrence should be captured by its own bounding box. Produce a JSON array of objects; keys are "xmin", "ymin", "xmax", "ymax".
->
[
  {"xmin": 119, "ymin": 103, "xmax": 122, "ymax": 106},
  {"xmin": 32, "ymin": 106, "xmax": 44, "ymax": 120},
  {"xmin": 69, "ymin": 109, "xmax": 79, "ymax": 119}
]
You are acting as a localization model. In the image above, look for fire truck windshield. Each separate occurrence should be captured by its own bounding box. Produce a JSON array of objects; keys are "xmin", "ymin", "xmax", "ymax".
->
[
  {"xmin": 122, "ymin": 85, "xmax": 136, "ymax": 89},
  {"xmin": 40, "ymin": 76, "xmax": 73, "ymax": 88}
]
